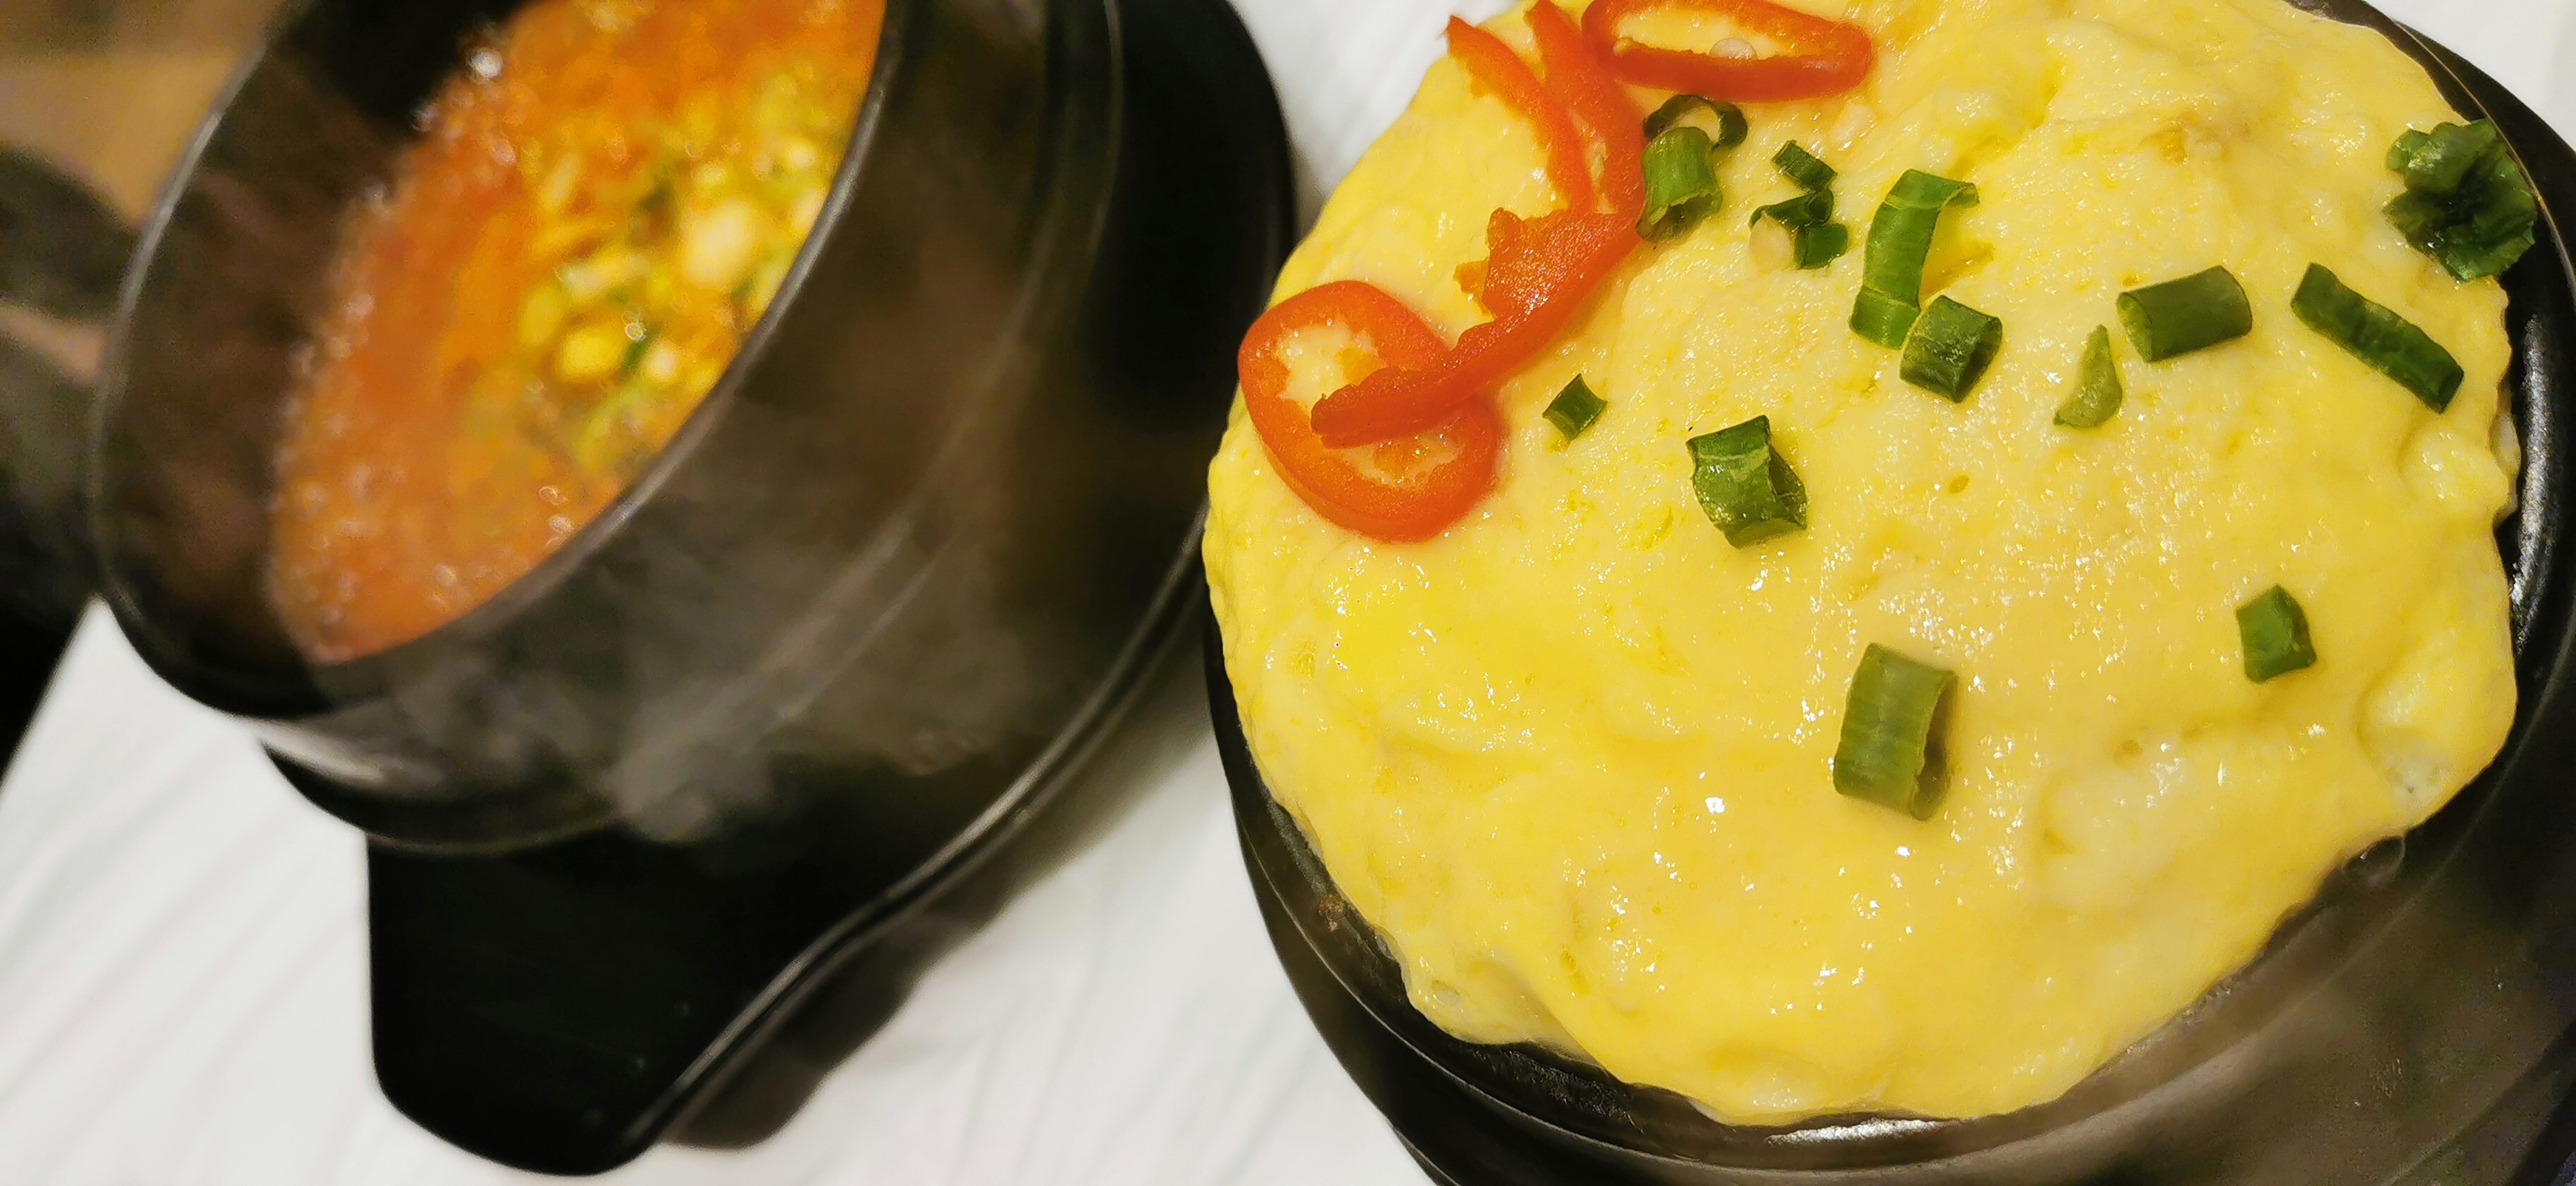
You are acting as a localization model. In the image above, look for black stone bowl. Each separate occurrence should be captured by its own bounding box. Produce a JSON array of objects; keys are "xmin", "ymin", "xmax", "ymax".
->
[
  {"xmin": 90, "ymin": 0, "xmax": 1291, "ymax": 852},
  {"xmin": 1210, "ymin": 5, "xmax": 2576, "ymax": 1183},
  {"xmin": 83, "ymin": 0, "xmax": 1291, "ymax": 1172}
]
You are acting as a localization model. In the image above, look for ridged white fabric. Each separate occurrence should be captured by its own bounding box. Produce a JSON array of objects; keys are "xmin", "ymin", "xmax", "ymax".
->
[{"xmin": 0, "ymin": 1, "xmax": 2567, "ymax": 1181}]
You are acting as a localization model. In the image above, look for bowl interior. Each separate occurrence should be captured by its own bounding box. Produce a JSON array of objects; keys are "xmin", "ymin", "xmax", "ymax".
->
[{"xmin": 86, "ymin": 0, "xmax": 904, "ymax": 718}]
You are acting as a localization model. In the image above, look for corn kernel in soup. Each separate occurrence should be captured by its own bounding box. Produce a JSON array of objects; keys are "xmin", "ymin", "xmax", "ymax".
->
[{"xmin": 268, "ymin": 0, "xmax": 883, "ymax": 662}]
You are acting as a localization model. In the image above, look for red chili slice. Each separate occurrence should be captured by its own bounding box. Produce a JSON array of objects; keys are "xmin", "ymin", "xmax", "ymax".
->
[
  {"xmin": 1305, "ymin": 4, "xmax": 1643, "ymax": 448},
  {"xmin": 1527, "ymin": 0, "xmax": 1644, "ymax": 219},
  {"xmin": 1238, "ymin": 281, "xmax": 1503, "ymax": 543},
  {"xmin": 1444, "ymin": 16, "xmax": 1595, "ymax": 215},
  {"xmin": 1581, "ymin": 0, "xmax": 1874, "ymax": 102},
  {"xmin": 1307, "ymin": 207, "xmax": 1631, "ymax": 447}
]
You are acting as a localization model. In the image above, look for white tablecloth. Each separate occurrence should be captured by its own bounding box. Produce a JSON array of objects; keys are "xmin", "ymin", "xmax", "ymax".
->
[{"xmin": 2, "ymin": 2, "xmax": 2571, "ymax": 1182}]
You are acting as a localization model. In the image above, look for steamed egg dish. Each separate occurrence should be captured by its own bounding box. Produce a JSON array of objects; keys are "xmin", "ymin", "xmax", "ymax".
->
[{"xmin": 1205, "ymin": 0, "xmax": 2528, "ymax": 1125}]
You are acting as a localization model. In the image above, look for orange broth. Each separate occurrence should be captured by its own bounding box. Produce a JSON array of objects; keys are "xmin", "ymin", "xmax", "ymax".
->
[{"xmin": 269, "ymin": 0, "xmax": 883, "ymax": 662}]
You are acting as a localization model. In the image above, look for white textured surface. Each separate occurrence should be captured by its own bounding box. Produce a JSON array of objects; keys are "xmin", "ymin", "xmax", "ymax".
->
[{"xmin": 0, "ymin": 1, "xmax": 2571, "ymax": 1182}]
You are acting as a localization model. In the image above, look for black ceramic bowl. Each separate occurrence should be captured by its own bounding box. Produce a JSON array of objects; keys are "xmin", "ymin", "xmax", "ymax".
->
[
  {"xmin": 0, "ymin": 148, "xmax": 124, "ymax": 630},
  {"xmin": 92, "ymin": 0, "xmax": 1289, "ymax": 851},
  {"xmin": 86, "ymin": 0, "xmax": 1291, "ymax": 1172},
  {"xmin": 1212, "ymin": 6, "xmax": 2576, "ymax": 1185}
]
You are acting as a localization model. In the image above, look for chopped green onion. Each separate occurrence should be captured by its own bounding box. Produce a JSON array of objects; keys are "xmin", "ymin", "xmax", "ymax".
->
[
  {"xmin": 1640, "ymin": 127, "xmax": 1723, "ymax": 240},
  {"xmin": 1751, "ymin": 188, "xmax": 1833, "ymax": 229},
  {"xmin": 2383, "ymin": 120, "xmax": 2538, "ymax": 281},
  {"xmin": 2053, "ymin": 326, "xmax": 2125, "ymax": 429},
  {"xmin": 1790, "ymin": 221, "xmax": 1851, "ymax": 270},
  {"xmin": 1887, "ymin": 168, "xmax": 1978, "ymax": 209},
  {"xmin": 2389, "ymin": 119, "xmax": 2502, "ymax": 194},
  {"xmin": 1851, "ymin": 289, "xmax": 1920, "ymax": 350},
  {"xmin": 1752, "ymin": 215, "xmax": 1849, "ymax": 272},
  {"xmin": 1644, "ymin": 94, "xmax": 1747, "ymax": 151},
  {"xmin": 2387, "ymin": 176, "xmax": 2536, "ymax": 280},
  {"xmin": 2116, "ymin": 266, "xmax": 2251, "ymax": 362},
  {"xmin": 2290, "ymin": 264, "xmax": 2464, "ymax": 411},
  {"xmin": 2386, "ymin": 128, "xmax": 2432, "ymax": 173},
  {"xmin": 1851, "ymin": 170, "xmax": 1980, "ymax": 348},
  {"xmin": 2388, "ymin": 121, "xmax": 2504, "ymax": 209},
  {"xmin": 631, "ymin": 178, "xmax": 676, "ymax": 235},
  {"xmin": 1752, "ymin": 180, "xmax": 1845, "ymax": 269},
  {"xmin": 2385, "ymin": 190, "xmax": 2445, "ymax": 244},
  {"xmin": 1774, "ymin": 141, "xmax": 1836, "ymax": 191},
  {"xmin": 2237, "ymin": 586, "xmax": 2317, "ymax": 683},
  {"xmin": 2432, "ymin": 158, "xmax": 2538, "ymax": 279},
  {"xmin": 619, "ymin": 326, "xmax": 657, "ymax": 377},
  {"xmin": 1832, "ymin": 644, "xmax": 1955, "ymax": 818},
  {"xmin": 1687, "ymin": 415, "xmax": 1807, "ymax": 547},
  {"xmin": 1544, "ymin": 376, "xmax": 1608, "ymax": 441},
  {"xmin": 1899, "ymin": 296, "xmax": 2002, "ymax": 401},
  {"xmin": 572, "ymin": 377, "xmax": 659, "ymax": 475},
  {"xmin": 2387, "ymin": 186, "xmax": 2534, "ymax": 281},
  {"xmin": 2440, "ymin": 162, "xmax": 2537, "ymax": 279}
]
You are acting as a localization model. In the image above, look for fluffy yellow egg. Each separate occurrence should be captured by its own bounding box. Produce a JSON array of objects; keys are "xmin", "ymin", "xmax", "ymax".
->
[{"xmin": 1205, "ymin": 0, "xmax": 2519, "ymax": 1123}]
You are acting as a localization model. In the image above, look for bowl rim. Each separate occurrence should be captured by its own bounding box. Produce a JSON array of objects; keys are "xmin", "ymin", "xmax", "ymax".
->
[{"xmin": 85, "ymin": 0, "xmax": 1050, "ymax": 714}]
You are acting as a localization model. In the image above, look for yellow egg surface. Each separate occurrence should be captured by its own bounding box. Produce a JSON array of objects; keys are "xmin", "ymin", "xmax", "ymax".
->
[{"xmin": 1203, "ymin": 0, "xmax": 2520, "ymax": 1124}]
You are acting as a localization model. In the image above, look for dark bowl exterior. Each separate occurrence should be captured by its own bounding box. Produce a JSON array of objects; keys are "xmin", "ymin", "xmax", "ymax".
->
[
  {"xmin": 88, "ymin": 0, "xmax": 1274, "ymax": 853},
  {"xmin": 359, "ymin": 0, "xmax": 1289, "ymax": 1169},
  {"xmin": 0, "ymin": 152, "xmax": 128, "ymax": 731},
  {"xmin": 1211, "ymin": 7, "xmax": 2576, "ymax": 1185},
  {"xmin": 83, "ymin": 0, "xmax": 1292, "ymax": 1172}
]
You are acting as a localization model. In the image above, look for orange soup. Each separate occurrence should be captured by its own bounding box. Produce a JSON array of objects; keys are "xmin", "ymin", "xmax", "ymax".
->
[{"xmin": 269, "ymin": 0, "xmax": 884, "ymax": 662}]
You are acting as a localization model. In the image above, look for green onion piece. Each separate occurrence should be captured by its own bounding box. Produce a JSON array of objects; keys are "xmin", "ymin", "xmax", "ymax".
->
[
  {"xmin": 1751, "ymin": 189, "xmax": 1845, "ymax": 268},
  {"xmin": 1851, "ymin": 170, "xmax": 1980, "ymax": 348},
  {"xmin": 1899, "ymin": 296, "xmax": 2002, "ymax": 401},
  {"xmin": 1791, "ymin": 221, "xmax": 1851, "ymax": 270},
  {"xmin": 2237, "ymin": 586, "xmax": 2318, "ymax": 684},
  {"xmin": 2290, "ymin": 264, "xmax": 2464, "ymax": 412},
  {"xmin": 2390, "ymin": 119, "xmax": 2503, "ymax": 196},
  {"xmin": 1640, "ymin": 127, "xmax": 1723, "ymax": 241},
  {"xmin": 2439, "ymin": 169, "xmax": 2538, "ymax": 280},
  {"xmin": 2117, "ymin": 266, "xmax": 2252, "ymax": 362},
  {"xmin": 619, "ymin": 327, "xmax": 657, "ymax": 377},
  {"xmin": 2437, "ymin": 147, "xmax": 2539, "ymax": 280},
  {"xmin": 1687, "ymin": 415, "xmax": 1807, "ymax": 547},
  {"xmin": 1645, "ymin": 94, "xmax": 1748, "ymax": 151},
  {"xmin": 2386, "ymin": 128, "xmax": 2432, "ymax": 173},
  {"xmin": 1774, "ymin": 141, "xmax": 1837, "ymax": 191},
  {"xmin": 1751, "ymin": 148, "xmax": 1845, "ymax": 269},
  {"xmin": 2383, "ymin": 120, "xmax": 2538, "ymax": 281},
  {"xmin": 1885, "ymin": 168, "xmax": 1978, "ymax": 207},
  {"xmin": 2053, "ymin": 325, "xmax": 2125, "ymax": 429},
  {"xmin": 1544, "ymin": 375, "xmax": 1608, "ymax": 441},
  {"xmin": 2385, "ymin": 188, "xmax": 2442, "ymax": 244},
  {"xmin": 572, "ymin": 377, "xmax": 658, "ymax": 475},
  {"xmin": 1751, "ymin": 188, "xmax": 1833, "ymax": 229},
  {"xmin": 1832, "ymin": 644, "xmax": 1955, "ymax": 818},
  {"xmin": 1851, "ymin": 289, "xmax": 1921, "ymax": 348}
]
